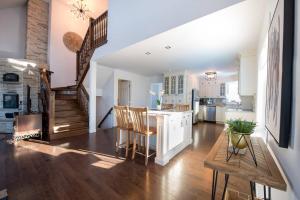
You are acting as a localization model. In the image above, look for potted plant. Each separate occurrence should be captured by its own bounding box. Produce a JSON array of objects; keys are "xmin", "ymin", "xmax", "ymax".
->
[
  {"xmin": 226, "ymin": 119, "xmax": 256, "ymax": 149},
  {"xmin": 156, "ymin": 99, "xmax": 161, "ymax": 110},
  {"xmin": 149, "ymin": 89, "xmax": 164, "ymax": 110}
]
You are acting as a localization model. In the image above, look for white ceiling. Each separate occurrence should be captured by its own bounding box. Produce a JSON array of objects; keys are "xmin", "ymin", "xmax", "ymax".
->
[
  {"xmin": 0, "ymin": 0, "xmax": 27, "ymax": 9},
  {"xmin": 97, "ymin": 0, "xmax": 267, "ymax": 76}
]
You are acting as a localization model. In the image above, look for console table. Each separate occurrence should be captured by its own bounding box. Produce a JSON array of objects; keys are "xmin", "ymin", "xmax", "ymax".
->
[{"xmin": 204, "ymin": 133, "xmax": 286, "ymax": 200}]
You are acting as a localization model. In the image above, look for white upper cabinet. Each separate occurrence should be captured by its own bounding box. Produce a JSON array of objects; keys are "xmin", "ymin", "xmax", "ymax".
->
[
  {"xmin": 170, "ymin": 75, "xmax": 176, "ymax": 95},
  {"xmin": 164, "ymin": 76, "xmax": 170, "ymax": 95},
  {"xmin": 239, "ymin": 53, "xmax": 258, "ymax": 96},
  {"xmin": 199, "ymin": 77, "xmax": 226, "ymax": 98},
  {"xmin": 178, "ymin": 75, "xmax": 184, "ymax": 95},
  {"xmin": 163, "ymin": 71, "xmax": 195, "ymax": 105}
]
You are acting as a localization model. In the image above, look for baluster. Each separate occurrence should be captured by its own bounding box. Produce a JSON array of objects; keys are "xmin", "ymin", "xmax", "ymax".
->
[{"xmin": 89, "ymin": 18, "xmax": 94, "ymax": 50}]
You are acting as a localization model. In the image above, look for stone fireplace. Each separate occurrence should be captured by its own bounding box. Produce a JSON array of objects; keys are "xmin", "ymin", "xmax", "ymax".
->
[
  {"xmin": 3, "ymin": 94, "xmax": 19, "ymax": 109},
  {"xmin": 0, "ymin": 58, "xmax": 40, "ymax": 133}
]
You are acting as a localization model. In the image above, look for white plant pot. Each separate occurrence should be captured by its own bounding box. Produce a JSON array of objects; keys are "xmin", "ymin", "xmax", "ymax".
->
[{"xmin": 157, "ymin": 105, "xmax": 161, "ymax": 110}]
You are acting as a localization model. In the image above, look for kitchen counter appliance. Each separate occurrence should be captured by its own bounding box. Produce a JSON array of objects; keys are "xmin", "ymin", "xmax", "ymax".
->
[{"xmin": 203, "ymin": 105, "xmax": 216, "ymax": 122}]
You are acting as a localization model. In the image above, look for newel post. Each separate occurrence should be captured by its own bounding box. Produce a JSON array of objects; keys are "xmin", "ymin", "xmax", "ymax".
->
[{"xmin": 89, "ymin": 17, "xmax": 94, "ymax": 49}]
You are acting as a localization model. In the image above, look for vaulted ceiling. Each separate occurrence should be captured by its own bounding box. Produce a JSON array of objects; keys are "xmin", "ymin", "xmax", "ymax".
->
[{"xmin": 97, "ymin": 0, "xmax": 267, "ymax": 76}]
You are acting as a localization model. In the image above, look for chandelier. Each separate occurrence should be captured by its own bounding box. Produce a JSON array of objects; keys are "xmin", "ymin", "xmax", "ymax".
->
[
  {"xmin": 70, "ymin": 0, "xmax": 90, "ymax": 20},
  {"xmin": 205, "ymin": 71, "xmax": 217, "ymax": 81}
]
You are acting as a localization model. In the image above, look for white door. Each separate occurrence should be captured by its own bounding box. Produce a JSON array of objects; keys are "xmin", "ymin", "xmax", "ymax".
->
[{"xmin": 118, "ymin": 80, "xmax": 131, "ymax": 106}]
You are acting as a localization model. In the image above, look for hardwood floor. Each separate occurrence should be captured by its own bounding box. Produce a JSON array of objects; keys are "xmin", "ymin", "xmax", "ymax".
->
[{"xmin": 0, "ymin": 123, "xmax": 249, "ymax": 200}]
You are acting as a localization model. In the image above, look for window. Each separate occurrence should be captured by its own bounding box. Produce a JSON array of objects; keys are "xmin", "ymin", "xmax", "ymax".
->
[{"xmin": 226, "ymin": 81, "xmax": 241, "ymax": 103}]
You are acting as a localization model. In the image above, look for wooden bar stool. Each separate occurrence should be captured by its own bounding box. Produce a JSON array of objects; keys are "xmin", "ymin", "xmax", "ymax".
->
[
  {"xmin": 114, "ymin": 105, "xmax": 133, "ymax": 157},
  {"xmin": 162, "ymin": 103, "xmax": 173, "ymax": 110},
  {"xmin": 175, "ymin": 104, "xmax": 190, "ymax": 111},
  {"xmin": 129, "ymin": 107, "xmax": 156, "ymax": 166}
]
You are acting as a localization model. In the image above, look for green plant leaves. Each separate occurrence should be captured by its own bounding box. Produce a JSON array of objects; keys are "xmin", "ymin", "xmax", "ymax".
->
[{"xmin": 226, "ymin": 119, "xmax": 256, "ymax": 134}]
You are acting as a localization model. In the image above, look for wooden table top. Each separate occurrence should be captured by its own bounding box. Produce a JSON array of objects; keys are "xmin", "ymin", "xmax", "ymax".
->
[{"xmin": 204, "ymin": 132, "xmax": 287, "ymax": 191}]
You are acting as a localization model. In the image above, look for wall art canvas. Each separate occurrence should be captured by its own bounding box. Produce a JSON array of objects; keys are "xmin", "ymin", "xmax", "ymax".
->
[{"xmin": 266, "ymin": 0, "xmax": 294, "ymax": 148}]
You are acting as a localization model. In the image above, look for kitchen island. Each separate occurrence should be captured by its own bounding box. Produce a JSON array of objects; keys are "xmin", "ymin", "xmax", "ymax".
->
[{"xmin": 148, "ymin": 109, "xmax": 193, "ymax": 166}]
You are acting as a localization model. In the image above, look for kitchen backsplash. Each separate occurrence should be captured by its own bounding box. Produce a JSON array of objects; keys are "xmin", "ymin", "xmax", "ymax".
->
[{"xmin": 240, "ymin": 96, "xmax": 255, "ymax": 111}]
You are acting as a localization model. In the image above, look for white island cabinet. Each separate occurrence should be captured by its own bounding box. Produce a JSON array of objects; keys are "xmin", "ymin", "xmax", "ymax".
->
[{"xmin": 148, "ymin": 110, "xmax": 193, "ymax": 166}]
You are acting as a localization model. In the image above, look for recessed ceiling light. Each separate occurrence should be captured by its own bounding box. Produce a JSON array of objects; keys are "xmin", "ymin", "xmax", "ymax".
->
[
  {"xmin": 145, "ymin": 52, "xmax": 151, "ymax": 55},
  {"xmin": 165, "ymin": 45, "xmax": 171, "ymax": 49}
]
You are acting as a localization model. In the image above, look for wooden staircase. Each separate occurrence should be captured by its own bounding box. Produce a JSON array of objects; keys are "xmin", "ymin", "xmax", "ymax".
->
[
  {"xmin": 50, "ymin": 86, "xmax": 89, "ymax": 140},
  {"xmin": 40, "ymin": 11, "xmax": 108, "ymax": 141}
]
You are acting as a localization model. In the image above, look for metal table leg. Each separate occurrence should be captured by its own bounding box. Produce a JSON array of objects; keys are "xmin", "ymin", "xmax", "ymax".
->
[
  {"xmin": 263, "ymin": 185, "xmax": 272, "ymax": 200},
  {"xmin": 250, "ymin": 181, "xmax": 255, "ymax": 200},
  {"xmin": 221, "ymin": 174, "xmax": 229, "ymax": 200},
  {"xmin": 211, "ymin": 170, "xmax": 219, "ymax": 200}
]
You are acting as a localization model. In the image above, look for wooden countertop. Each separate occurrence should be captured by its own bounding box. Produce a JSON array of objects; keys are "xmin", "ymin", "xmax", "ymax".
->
[{"xmin": 204, "ymin": 132, "xmax": 286, "ymax": 191}]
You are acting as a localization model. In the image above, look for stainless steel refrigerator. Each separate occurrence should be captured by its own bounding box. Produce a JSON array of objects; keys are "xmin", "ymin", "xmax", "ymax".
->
[{"xmin": 191, "ymin": 89, "xmax": 200, "ymax": 124}]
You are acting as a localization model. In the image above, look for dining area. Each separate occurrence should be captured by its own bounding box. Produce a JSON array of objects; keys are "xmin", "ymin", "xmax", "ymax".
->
[{"xmin": 113, "ymin": 104, "xmax": 193, "ymax": 166}]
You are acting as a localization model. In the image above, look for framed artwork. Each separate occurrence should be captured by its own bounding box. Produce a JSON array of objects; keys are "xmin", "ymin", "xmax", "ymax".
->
[{"xmin": 265, "ymin": 0, "xmax": 294, "ymax": 148}]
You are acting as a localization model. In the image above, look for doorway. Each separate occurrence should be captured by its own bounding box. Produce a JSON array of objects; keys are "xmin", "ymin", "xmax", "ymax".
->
[{"xmin": 118, "ymin": 79, "xmax": 131, "ymax": 106}]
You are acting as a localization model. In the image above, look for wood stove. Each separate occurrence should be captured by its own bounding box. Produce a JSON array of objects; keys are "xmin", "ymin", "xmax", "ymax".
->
[{"xmin": 3, "ymin": 94, "xmax": 19, "ymax": 109}]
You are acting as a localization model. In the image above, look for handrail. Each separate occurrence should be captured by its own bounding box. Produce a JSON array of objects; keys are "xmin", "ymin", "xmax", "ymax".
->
[
  {"xmin": 76, "ymin": 10, "xmax": 108, "ymax": 119},
  {"xmin": 98, "ymin": 107, "xmax": 113, "ymax": 128},
  {"xmin": 76, "ymin": 11, "xmax": 108, "ymax": 89},
  {"xmin": 77, "ymin": 84, "xmax": 89, "ymax": 114}
]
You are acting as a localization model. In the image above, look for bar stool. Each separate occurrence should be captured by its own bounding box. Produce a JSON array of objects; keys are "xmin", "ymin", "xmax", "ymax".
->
[
  {"xmin": 175, "ymin": 104, "xmax": 190, "ymax": 111},
  {"xmin": 114, "ymin": 105, "xmax": 132, "ymax": 157},
  {"xmin": 129, "ymin": 107, "xmax": 156, "ymax": 166},
  {"xmin": 162, "ymin": 103, "xmax": 173, "ymax": 110}
]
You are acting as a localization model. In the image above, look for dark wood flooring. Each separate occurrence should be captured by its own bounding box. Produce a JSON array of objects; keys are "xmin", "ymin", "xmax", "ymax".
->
[{"xmin": 0, "ymin": 123, "xmax": 249, "ymax": 200}]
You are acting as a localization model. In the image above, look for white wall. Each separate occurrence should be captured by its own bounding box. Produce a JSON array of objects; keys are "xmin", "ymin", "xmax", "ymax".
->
[
  {"xmin": 0, "ymin": 6, "xmax": 26, "ymax": 58},
  {"xmin": 49, "ymin": 0, "xmax": 107, "ymax": 88},
  {"xmin": 95, "ymin": 65, "xmax": 159, "ymax": 128},
  {"xmin": 114, "ymin": 69, "xmax": 150, "ymax": 107},
  {"xmin": 92, "ymin": 0, "xmax": 242, "ymax": 60},
  {"xmin": 256, "ymin": 0, "xmax": 300, "ymax": 199},
  {"xmin": 97, "ymin": 65, "xmax": 114, "ymax": 129}
]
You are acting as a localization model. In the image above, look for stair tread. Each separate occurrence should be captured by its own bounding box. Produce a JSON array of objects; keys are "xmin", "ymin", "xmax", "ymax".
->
[
  {"xmin": 50, "ymin": 129, "xmax": 88, "ymax": 140},
  {"xmin": 54, "ymin": 125, "xmax": 88, "ymax": 133}
]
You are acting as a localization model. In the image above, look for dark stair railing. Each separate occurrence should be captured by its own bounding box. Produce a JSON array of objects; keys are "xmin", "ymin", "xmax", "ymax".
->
[
  {"xmin": 98, "ymin": 107, "xmax": 113, "ymax": 128},
  {"xmin": 76, "ymin": 11, "xmax": 108, "ymax": 115}
]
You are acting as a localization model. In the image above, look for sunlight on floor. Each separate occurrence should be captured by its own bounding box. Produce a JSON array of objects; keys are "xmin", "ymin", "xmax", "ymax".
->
[{"xmin": 17, "ymin": 141, "xmax": 125, "ymax": 169}]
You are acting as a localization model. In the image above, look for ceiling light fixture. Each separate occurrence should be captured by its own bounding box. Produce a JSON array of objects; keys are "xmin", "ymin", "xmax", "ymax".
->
[
  {"xmin": 205, "ymin": 71, "xmax": 217, "ymax": 81},
  {"xmin": 145, "ymin": 52, "xmax": 151, "ymax": 55},
  {"xmin": 165, "ymin": 45, "xmax": 172, "ymax": 49},
  {"xmin": 70, "ymin": 0, "xmax": 90, "ymax": 20}
]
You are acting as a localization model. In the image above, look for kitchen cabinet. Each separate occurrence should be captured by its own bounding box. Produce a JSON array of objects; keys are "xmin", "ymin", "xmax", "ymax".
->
[
  {"xmin": 216, "ymin": 106, "xmax": 226, "ymax": 123},
  {"xmin": 164, "ymin": 77, "xmax": 170, "ymax": 95},
  {"xmin": 162, "ymin": 71, "xmax": 197, "ymax": 106},
  {"xmin": 199, "ymin": 78, "xmax": 226, "ymax": 98},
  {"xmin": 239, "ymin": 53, "xmax": 258, "ymax": 96}
]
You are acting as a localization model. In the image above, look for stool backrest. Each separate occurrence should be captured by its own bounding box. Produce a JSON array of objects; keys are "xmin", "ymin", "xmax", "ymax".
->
[
  {"xmin": 129, "ymin": 107, "xmax": 149, "ymax": 134},
  {"xmin": 175, "ymin": 104, "xmax": 190, "ymax": 111},
  {"xmin": 162, "ymin": 103, "xmax": 173, "ymax": 110},
  {"xmin": 114, "ymin": 105, "xmax": 130, "ymax": 129}
]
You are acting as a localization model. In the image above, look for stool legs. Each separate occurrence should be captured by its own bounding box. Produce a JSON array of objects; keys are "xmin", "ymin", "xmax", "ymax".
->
[
  {"xmin": 115, "ymin": 128, "xmax": 120, "ymax": 153},
  {"xmin": 145, "ymin": 134, "xmax": 149, "ymax": 166},
  {"xmin": 132, "ymin": 132, "xmax": 137, "ymax": 160},
  {"xmin": 125, "ymin": 130, "xmax": 131, "ymax": 158}
]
